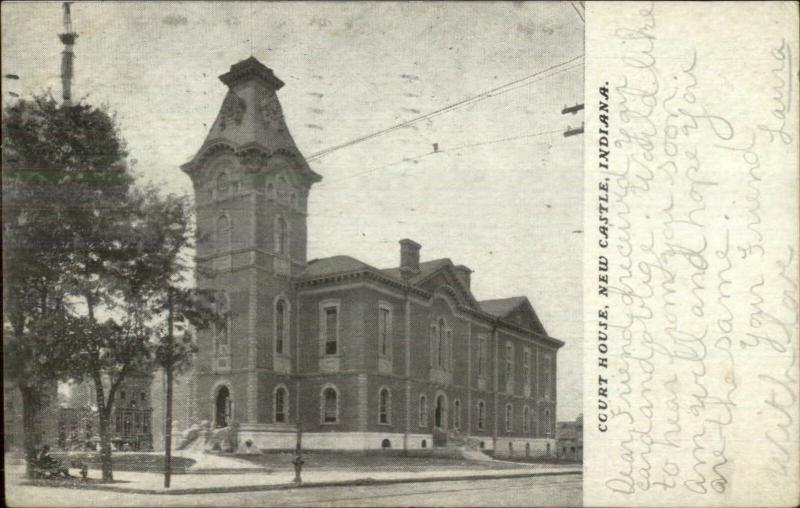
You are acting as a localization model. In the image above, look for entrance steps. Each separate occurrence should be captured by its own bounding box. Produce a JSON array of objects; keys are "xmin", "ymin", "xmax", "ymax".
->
[{"xmin": 439, "ymin": 431, "xmax": 495, "ymax": 462}]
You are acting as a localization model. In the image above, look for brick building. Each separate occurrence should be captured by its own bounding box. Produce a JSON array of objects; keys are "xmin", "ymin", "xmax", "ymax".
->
[
  {"xmin": 177, "ymin": 57, "xmax": 564, "ymax": 455},
  {"xmin": 56, "ymin": 374, "xmax": 154, "ymax": 451},
  {"xmin": 556, "ymin": 414, "xmax": 583, "ymax": 461}
]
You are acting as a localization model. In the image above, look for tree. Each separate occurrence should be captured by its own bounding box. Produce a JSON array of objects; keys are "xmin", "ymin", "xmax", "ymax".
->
[
  {"xmin": 128, "ymin": 190, "xmax": 221, "ymax": 488},
  {"xmin": 56, "ymin": 181, "xmax": 218, "ymax": 482},
  {"xmin": 2, "ymin": 95, "xmax": 219, "ymax": 482},
  {"xmin": 2, "ymin": 95, "xmax": 131, "ymax": 478}
]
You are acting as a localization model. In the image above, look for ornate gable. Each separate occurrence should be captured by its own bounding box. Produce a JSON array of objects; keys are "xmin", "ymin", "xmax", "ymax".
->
[
  {"xmin": 415, "ymin": 265, "xmax": 479, "ymax": 310},
  {"xmin": 504, "ymin": 300, "xmax": 547, "ymax": 336}
]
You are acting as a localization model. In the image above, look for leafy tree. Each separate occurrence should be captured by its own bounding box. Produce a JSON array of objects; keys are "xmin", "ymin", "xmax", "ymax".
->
[
  {"xmin": 3, "ymin": 96, "xmax": 219, "ymax": 482},
  {"xmin": 2, "ymin": 95, "xmax": 131, "ymax": 478}
]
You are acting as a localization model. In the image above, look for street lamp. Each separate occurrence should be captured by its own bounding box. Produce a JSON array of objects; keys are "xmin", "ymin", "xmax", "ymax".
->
[{"xmin": 292, "ymin": 422, "xmax": 304, "ymax": 484}]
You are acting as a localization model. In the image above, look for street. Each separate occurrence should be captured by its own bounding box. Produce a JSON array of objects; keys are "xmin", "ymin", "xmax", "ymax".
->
[{"xmin": 6, "ymin": 473, "xmax": 581, "ymax": 507}]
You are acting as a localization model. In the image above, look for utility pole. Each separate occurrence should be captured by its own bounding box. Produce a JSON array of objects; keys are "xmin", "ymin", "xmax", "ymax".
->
[
  {"xmin": 163, "ymin": 287, "xmax": 174, "ymax": 488},
  {"xmin": 58, "ymin": 2, "xmax": 78, "ymax": 105},
  {"xmin": 562, "ymin": 103, "xmax": 585, "ymax": 137}
]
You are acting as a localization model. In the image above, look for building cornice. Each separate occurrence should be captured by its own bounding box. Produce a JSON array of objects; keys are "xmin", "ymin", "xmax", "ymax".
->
[{"xmin": 296, "ymin": 269, "xmax": 564, "ymax": 349}]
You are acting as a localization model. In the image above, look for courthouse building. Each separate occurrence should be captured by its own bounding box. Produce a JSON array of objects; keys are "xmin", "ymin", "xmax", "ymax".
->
[{"xmin": 176, "ymin": 57, "xmax": 564, "ymax": 454}]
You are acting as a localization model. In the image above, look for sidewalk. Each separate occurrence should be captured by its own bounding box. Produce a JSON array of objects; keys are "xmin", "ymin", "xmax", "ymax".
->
[{"xmin": 7, "ymin": 463, "xmax": 582, "ymax": 496}]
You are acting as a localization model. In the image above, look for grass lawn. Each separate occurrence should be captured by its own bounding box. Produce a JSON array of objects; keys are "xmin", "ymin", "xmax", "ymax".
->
[
  {"xmin": 52, "ymin": 452, "xmax": 196, "ymax": 473},
  {"xmin": 233, "ymin": 451, "xmax": 526, "ymax": 472}
]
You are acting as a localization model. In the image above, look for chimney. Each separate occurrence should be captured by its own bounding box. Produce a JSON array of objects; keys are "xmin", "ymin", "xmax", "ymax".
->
[
  {"xmin": 454, "ymin": 265, "xmax": 472, "ymax": 289},
  {"xmin": 399, "ymin": 239, "xmax": 421, "ymax": 276}
]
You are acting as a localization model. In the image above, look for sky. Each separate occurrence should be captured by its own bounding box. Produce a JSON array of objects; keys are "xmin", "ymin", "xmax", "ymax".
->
[{"xmin": 2, "ymin": 1, "xmax": 584, "ymax": 421}]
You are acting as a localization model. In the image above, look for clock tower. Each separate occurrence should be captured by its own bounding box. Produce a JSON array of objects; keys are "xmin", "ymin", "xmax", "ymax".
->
[{"xmin": 180, "ymin": 57, "xmax": 321, "ymax": 433}]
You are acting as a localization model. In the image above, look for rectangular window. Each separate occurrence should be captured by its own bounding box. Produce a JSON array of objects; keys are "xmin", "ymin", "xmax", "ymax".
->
[
  {"xmin": 379, "ymin": 306, "xmax": 391, "ymax": 357},
  {"xmin": 477, "ymin": 336, "xmax": 484, "ymax": 378},
  {"xmin": 544, "ymin": 355, "xmax": 553, "ymax": 399},
  {"xmin": 477, "ymin": 401, "xmax": 485, "ymax": 430},
  {"xmin": 523, "ymin": 348, "xmax": 531, "ymax": 389},
  {"xmin": 505, "ymin": 343, "xmax": 514, "ymax": 392},
  {"xmin": 323, "ymin": 306, "xmax": 338, "ymax": 355},
  {"xmin": 505, "ymin": 405, "xmax": 513, "ymax": 433},
  {"xmin": 275, "ymin": 300, "xmax": 287, "ymax": 355}
]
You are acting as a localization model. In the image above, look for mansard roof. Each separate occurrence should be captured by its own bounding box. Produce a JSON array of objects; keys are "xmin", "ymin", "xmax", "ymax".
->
[{"xmin": 181, "ymin": 57, "xmax": 321, "ymax": 185}]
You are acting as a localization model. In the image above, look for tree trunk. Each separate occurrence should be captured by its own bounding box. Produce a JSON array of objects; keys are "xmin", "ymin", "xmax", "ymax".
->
[
  {"xmin": 19, "ymin": 386, "xmax": 40, "ymax": 479},
  {"xmin": 164, "ymin": 365, "xmax": 173, "ymax": 488},
  {"xmin": 92, "ymin": 371, "xmax": 114, "ymax": 482},
  {"xmin": 98, "ymin": 410, "xmax": 114, "ymax": 482}
]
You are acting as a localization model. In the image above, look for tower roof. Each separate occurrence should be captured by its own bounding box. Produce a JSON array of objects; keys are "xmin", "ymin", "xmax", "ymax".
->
[
  {"xmin": 219, "ymin": 56, "xmax": 285, "ymax": 90},
  {"xmin": 182, "ymin": 57, "xmax": 320, "ymax": 184}
]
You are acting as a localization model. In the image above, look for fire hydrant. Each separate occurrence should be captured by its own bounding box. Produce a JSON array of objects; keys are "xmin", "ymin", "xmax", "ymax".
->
[{"xmin": 292, "ymin": 451, "xmax": 304, "ymax": 484}]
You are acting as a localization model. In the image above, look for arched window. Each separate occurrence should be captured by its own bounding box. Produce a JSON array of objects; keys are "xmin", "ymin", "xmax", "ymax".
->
[
  {"xmin": 214, "ymin": 293, "xmax": 230, "ymax": 355},
  {"xmin": 321, "ymin": 386, "xmax": 338, "ymax": 423},
  {"xmin": 446, "ymin": 329, "xmax": 453, "ymax": 370},
  {"xmin": 217, "ymin": 172, "xmax": 229, "ymax": 197},
  {"xmin": 437, "ymin": 318, "xmax": 446, "ymax": 368},
  {"xmin": 275, "ymin": 216, "xmax": 289, "ymax": 256},
  {"xmin": 216, "ymin": 215, "xmax": 231, "ymax": 253},
  {"xmin": 477, "ymin": 400, "xmax": 485, "ymax": 430},
  {"xmin": 453, "ymin": 399, "xmax": 461, "ymax": 430},
  {"xmin": 505, "ymin": 403, "xmax": 513, "ymax": 433},
  {"xmin": 379, "ymin": 387, "xmax": 391, "ymax": 424},
  {"xmin": 274, "ymin": 385, "xmax": 288, "ymax": 423},
  {"xmin": 545, "ymin": 409, "xmax": 552, "ymax": 437},
  {"xmin": 274, "ymin": 298, "xmax": 289, "ymax": 355},
  {"xmin": 429, "ymin": 324, "xmax": 437, "ymax": 366},
  {"xmin": 523, "ymin": 406, "xmax": 530, "ymax": 433},
  {"xmin": 418, "ymin": 395, "xmax": 428, "ymax": 427}
]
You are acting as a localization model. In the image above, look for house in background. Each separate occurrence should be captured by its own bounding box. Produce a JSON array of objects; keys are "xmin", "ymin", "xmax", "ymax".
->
[
  {"xmin": 556, "ymin": 413, "xmax": 583, "ymax": 462},
  {"xmin": 56, "ymin": 373, "xmax": 154, "ymax": 451}
]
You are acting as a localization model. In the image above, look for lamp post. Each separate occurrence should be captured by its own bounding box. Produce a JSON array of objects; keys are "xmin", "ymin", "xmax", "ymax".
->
[
  {"xmin": 292, "ymin": 421, "xmax": 304, "ymax": 483},
  {"xmin": 163, "ymin": 287, "xmax": 175, "ymax": 489}
]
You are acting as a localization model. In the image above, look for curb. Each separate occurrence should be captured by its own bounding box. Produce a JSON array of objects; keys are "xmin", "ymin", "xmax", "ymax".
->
[{"xmin": 22, "ymin": 469, "xmax": 581, "ymax": 496}]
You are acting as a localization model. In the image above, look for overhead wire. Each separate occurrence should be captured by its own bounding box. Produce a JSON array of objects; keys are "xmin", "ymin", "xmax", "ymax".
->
[
  {"xmin": 306, "ymin": 54, "xmax": 584, "ymax": 162},
  {"xmin": 318, "ymin": 127, "xmax": 566, "ymax": 186}
]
